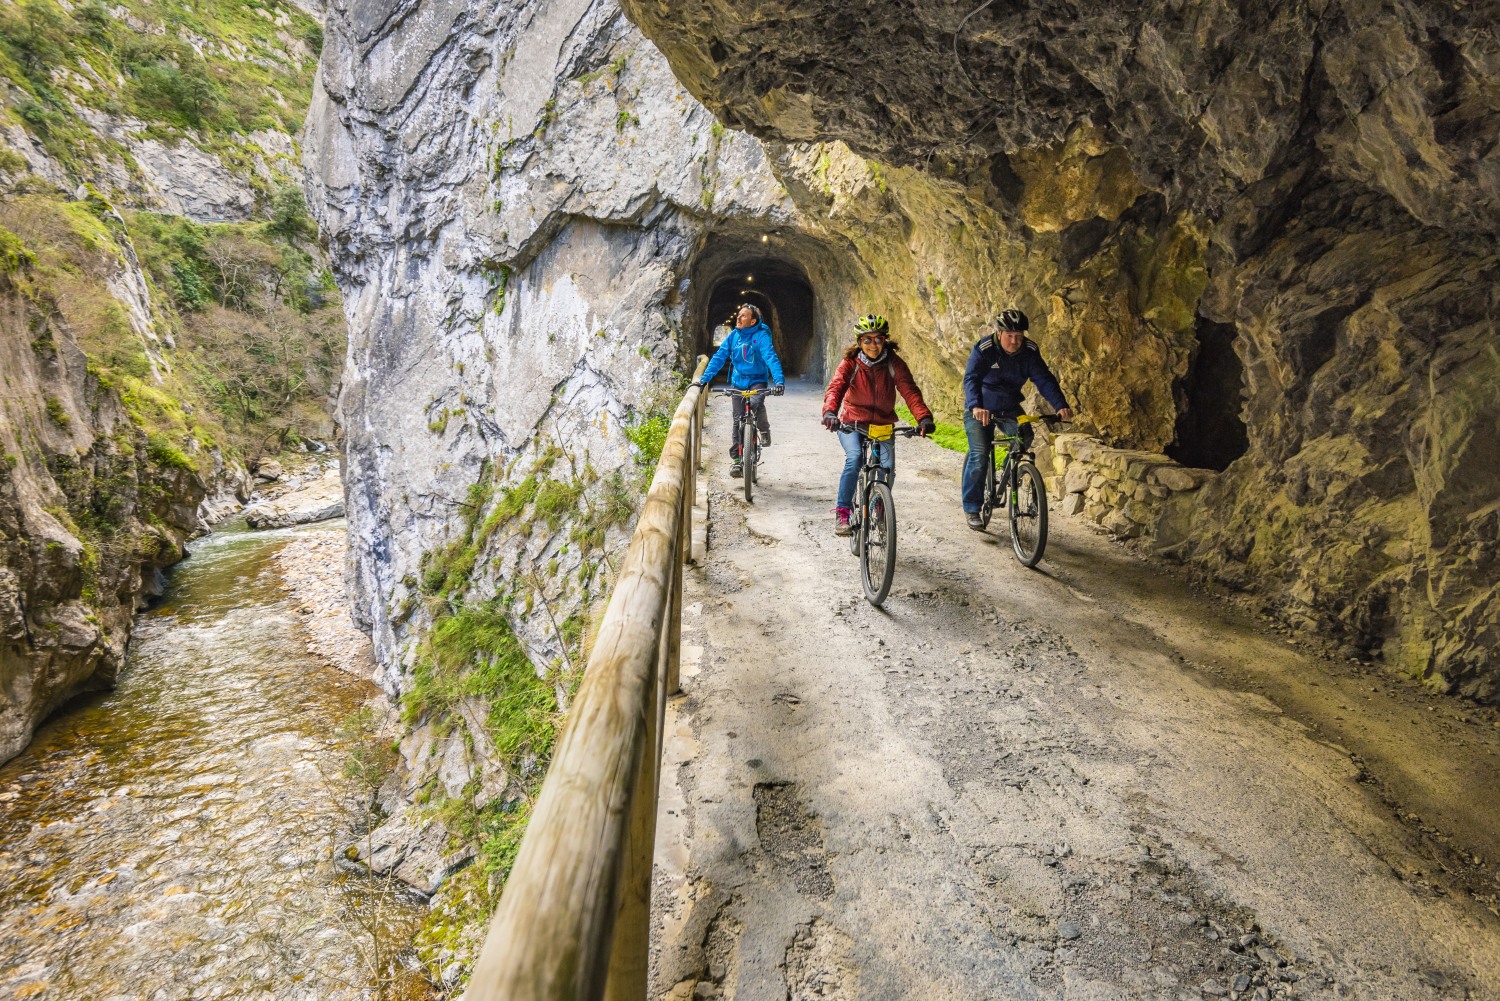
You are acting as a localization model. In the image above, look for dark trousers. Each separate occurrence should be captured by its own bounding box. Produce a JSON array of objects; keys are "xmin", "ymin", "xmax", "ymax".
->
[{"xmin": 728, "ymin": 384, "xmax": 770, "ymax": 459}]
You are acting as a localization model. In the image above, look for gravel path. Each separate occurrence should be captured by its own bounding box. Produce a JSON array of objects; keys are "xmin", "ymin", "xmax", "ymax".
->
[{"xmin": 652, "ymin": 382, "xmax": 1500, "ymax": 1001}]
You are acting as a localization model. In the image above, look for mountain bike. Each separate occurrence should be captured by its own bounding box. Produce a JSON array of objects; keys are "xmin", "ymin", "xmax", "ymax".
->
[
  {"xmin": 841, "ymin": 422, "xmax": 922, "ymax": 606},
  {"xmin": 713, "ymin": 387, "xmax": 771, "ymax": 503},
  {"xmin": 974, "ymin": 413, "xmax": 1062, "ymax": 567}
]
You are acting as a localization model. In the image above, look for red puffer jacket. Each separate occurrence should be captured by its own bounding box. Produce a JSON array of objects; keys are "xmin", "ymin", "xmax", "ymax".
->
[{"xmin": 823, "ymin": 350, "xmax": 933, "ymax": 425}]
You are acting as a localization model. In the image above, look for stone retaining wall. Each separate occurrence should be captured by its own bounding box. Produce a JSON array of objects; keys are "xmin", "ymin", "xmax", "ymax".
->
[{"xmin": 1036, "ymin": 433, "xmax": 1216, "ymax": 546}]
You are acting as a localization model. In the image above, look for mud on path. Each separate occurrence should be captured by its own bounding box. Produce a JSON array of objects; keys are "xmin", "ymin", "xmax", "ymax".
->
[{"xmin": 650, "ymin": 382, "xmax": 1500, "ymax": 1001}]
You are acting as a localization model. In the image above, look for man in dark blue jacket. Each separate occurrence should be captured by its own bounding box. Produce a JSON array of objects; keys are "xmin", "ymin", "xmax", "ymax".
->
[
  {"xmin": 697, "ymin": 303, "xmax": 785, "ymax": 477},
  {"xmin": 961, "ymin": 309, "xmax": 1074, "ymax": 528}
]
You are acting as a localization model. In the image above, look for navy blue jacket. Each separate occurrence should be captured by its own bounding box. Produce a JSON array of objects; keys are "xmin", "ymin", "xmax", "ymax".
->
[
  {"xmin": 701, "ymin": 321, "xmax": 785, "ymax": 389},
  {"xmin": 962, "ymin": 335, "xmax": 1068, "ymax": 416}
]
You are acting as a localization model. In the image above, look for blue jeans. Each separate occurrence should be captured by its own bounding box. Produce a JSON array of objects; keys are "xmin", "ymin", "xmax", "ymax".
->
[
  {"xmin": 837, "ymin": 430, "xmax": 894, "ymax": 510},
  {"xmin": 962, "ymin": 412, "xmax": 1031, "ymax": 512}
]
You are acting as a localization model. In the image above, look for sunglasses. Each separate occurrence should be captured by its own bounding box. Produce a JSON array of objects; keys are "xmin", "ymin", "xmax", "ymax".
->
[{"xmin": 859, "ymin": 336, "xmax": 886, "ymax": 345}]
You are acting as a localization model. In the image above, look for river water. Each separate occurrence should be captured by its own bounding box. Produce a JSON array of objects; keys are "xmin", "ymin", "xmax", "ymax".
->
[{"xmin": 0, "ymin": 523, "xmax": 426, "ymax": 1001}]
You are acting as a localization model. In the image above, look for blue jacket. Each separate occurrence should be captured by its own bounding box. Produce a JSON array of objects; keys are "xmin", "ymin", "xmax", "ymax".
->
[
  {"xmin": 963, "ymin": 334, "xmax": 1069, "ymax": 416},
  {"xmin": 701, "ymin": 322, "xmax": 784, "ymax": 389}
]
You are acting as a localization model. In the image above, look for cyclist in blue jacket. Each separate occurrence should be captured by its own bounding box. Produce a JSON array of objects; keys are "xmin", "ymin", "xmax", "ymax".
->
[
  {"xmin": 697, "ymin": 303, "xmax": 785, "ymax": 478},
  {"xmin": 962, "ymin": 309, "xmax": 1074, "ymax": 529}
]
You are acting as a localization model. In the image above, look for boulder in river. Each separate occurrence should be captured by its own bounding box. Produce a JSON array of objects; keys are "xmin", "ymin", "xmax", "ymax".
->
[{"xmin": 244, "ymin": 470, "xmax": 345, "ymax": 529}]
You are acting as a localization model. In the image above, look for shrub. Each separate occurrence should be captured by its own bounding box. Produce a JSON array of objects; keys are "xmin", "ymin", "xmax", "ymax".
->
[
  {"xmin": 0, "ymin": 226, "xmax": 34, "ymax": 274},
  {"xmin": 0, "ymin": 0, "xmax": 71, "ymax": 82},
  {"xmin": 266, "ymin": 185, "xmax": 313, "ymax": 242},
  {"xmin": 43, "ymin": 395, "xmax": 70, "ymax": 430},
  {"xmin": 146, "ymin": 432, "xmax": 195, "ymax": 472}
]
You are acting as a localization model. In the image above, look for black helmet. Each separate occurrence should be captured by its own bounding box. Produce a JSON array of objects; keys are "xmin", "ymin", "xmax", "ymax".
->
[{"xmin": 995, "ymin": 309, "xmax": 1029, "ymax": 333}]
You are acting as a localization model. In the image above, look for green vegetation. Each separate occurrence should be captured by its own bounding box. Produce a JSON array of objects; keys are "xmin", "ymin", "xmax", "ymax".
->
[
  {"xmin": 0, "ymin": 0, "xmax": 320, "ymax": 182},
  {"xmin": 534, "ymin": 97, "xmax": 557, "ymax": 139},
  {"xmin": 896, "ymin": 402, "xmax": 985, "ymax": 460},
  {"xmin": 124, "ymin": 207, "xmax": 343, "ymax": 461},
  {"xmin": 0, "ymin": 224, "xmax": 34, "ymax": 273},
  {"xmin": 0, "ymin": 181, "xmax": 342, "ymax": 635},
  {"xmin": 624, "ymin": 377, "xmax": 683, "ymax": 471},
  {"xmin": 625, "ymin": 410, "xmax": 671, "ymax": 467},
  {"xmin": 615, "ymin": 110, "xmax": 639, "ymax": 132},
  {"xmin": 482, "ymin": 261, "xmax": 510, "ymax": 315},
  {"xmin": 402, "ymin": 607, "xmax": 558, "ymax": 758},
  {"xmin": 42, "ymin": 394, "xmax": 69, "ymax": 430},
  {"xmin": 928, "ymin": 275, "xmax": 949, "ymax": 313}
]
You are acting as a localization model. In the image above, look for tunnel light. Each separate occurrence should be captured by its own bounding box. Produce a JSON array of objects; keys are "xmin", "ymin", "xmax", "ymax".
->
[
  {"xmin": 746, "ymin": 274, "xmax": 754, "ymax": 283},
  {"xmin": 760, "ymin": 234, "xmax": 769, "ymax": 243}
]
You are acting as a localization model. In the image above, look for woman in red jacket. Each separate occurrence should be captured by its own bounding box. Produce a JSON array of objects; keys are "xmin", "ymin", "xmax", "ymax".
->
[{"xmin": 821, "ymin": 315, "xmax": 935, "ymax": 535}]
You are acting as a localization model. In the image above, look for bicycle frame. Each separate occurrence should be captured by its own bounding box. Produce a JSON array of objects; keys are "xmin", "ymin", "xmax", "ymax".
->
[
  {"xmin": 987, "ymin": 414, "xmax": 1052, "ymax": 502},
  {"xmin": 841, "ymin": 422, "xmax": 919, "ymax": 605},
  {"xmin": 979, "ymin": 413, "xmax": 1059, "ymax": 567},
  {"xmin": 713, "ymin": 386, "xmax": 769, "ymax": 502}
]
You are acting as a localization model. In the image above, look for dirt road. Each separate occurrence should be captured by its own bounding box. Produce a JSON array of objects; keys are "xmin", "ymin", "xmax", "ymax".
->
[{"xmin": 651, "ymin": 382, "xmax": 1500, "ymax": 1001}]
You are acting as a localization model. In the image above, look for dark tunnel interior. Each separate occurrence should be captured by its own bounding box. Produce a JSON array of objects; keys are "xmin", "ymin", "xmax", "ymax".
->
[
  {"xmin": 1167, "ymin": 315, "xmax": 1250, "ymax": 472},
  {"xmin": 693, "ymin": 255, "xmax": 817, "ymax": 378}
]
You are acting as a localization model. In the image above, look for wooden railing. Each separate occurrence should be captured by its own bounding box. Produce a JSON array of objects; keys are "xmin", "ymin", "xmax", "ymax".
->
[{"xmin": 463, "ymin": 357, "xmax": 710, "ymax": 1001}]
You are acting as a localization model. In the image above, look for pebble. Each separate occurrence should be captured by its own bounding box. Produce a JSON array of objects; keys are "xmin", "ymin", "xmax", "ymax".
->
[
  {"xmin": 1057, "ymin": 921, "xmax": 1082, "ymax": 940},
  {"xmin": 1233, "ymin": 973, "xmax": 1252, "ymax": 992}
]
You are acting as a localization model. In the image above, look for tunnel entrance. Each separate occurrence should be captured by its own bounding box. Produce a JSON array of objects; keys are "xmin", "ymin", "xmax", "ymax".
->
[
  {"xmin": 687, "ymin": 248, "xmax": 819, "ymax": 378},
  {"xmin": 1167, "ymin": 315, "xmax": 1249, "ymax": 472}
]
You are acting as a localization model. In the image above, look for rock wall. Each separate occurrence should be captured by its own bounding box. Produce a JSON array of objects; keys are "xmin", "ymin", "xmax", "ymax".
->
[
  {"xmin": 0, "ymin": 242, "xmax": 210, "ymax": 762},
  {"xmin": 1039, "ymin": 435, "xmax": 1214, "ymax": 544},
  {"xmin": 306, "ymin": 0, "xmax": 791, "ymax": 685},
  {"xmin": 618, "ymin": 0, "xmax": 1500, "ymax": 699}
]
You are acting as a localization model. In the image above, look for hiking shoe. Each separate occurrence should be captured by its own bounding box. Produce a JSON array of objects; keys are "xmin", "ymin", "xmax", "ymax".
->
[
  {"xmin": 834, "ymin": 508, "xmax": 853, "ymax": 536},
  {"xmin": 966, "ymin": 511, "xmax": 985, "ymax": 531},
  {"xmin": 759, "ymin": 428, "xmax": 771, "ymax": 447},
  {"xmin": 730, "ymin": 461, "xmax": 743, "ymax": 478}
]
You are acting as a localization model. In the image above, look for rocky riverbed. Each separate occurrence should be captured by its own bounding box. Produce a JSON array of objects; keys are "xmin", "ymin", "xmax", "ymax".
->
[{"xmin": 0, "ymin": 521, "xmax": 426, "ymax": 1001}]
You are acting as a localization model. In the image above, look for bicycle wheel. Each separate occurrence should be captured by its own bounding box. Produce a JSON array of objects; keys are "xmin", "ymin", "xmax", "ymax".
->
[
  {"xmin": 1009, "ymin": 460, "xmax": 1048, "ymax": 567},
  {"xmin": 977, "ymin": 454, "xmax": 995, "ymax": 529},
  {"xmin": 848, "ymin": 469, "xmax": 866, "ymax": 556},
  {"xmin": 860, "ymin": 481, "xmax": 897, "ymax": 605},
  {"xmin": 742, "ymin": 414, "xmax": 755, "ymax": 503}
]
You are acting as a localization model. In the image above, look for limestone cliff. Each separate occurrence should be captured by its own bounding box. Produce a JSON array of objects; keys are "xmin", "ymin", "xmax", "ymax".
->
[
  {"xmin": 308, "ymin": 0, "xmax": 789, "ymax": 686},
  {"xmin": 619, "ymin": 0, "xmax": 1500, "ymax": 699},
  {"xmin": 0, "ymin": 230, "xmax": 209, "ymax": 761}
]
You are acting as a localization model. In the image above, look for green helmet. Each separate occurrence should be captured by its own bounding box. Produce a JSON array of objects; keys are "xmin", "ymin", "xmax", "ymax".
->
[{"xmin": 854, "ymin": 314, "xmax": 889, "ymax": 335}]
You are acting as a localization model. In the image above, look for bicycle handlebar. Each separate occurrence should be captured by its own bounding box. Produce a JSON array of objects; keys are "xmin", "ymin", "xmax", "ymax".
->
[
  {"xmin": 838, "ymin": 423, "xmax": 925, "ymax": 438},
  {"xmin": 1016, "ymin": 413, "xmax": 1065, "ymax": 426},
  {"xmin": 711, "ymin": 387, "xmax": 770, "ymax": 398}
]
